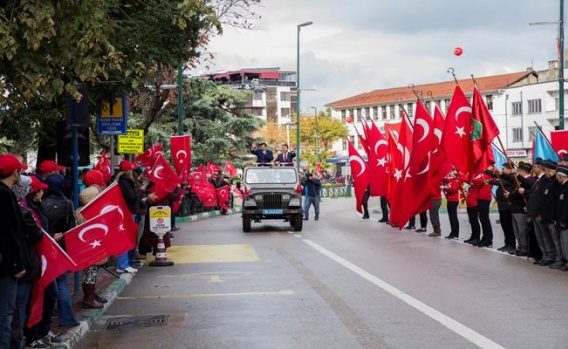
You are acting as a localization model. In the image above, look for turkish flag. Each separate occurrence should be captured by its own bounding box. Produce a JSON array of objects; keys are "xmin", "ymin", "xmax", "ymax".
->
[
  {"xmin": 471, "ymin": 87, "xmax": 499, "ymax": 174},
  {"xmin": 192, "ymin": 181, "xmax": 217, "ymax": 207},
  {"xmin": 550, "ymin": 130, "xmax": 568, "ymax": 158},
  {"xmin": 355, "ymin": 126, "xmax": 370, "ymax": 155},
  {"xmin": 148, "ymin": 154, "xmax": 181, "ymax": 201},
  {"xmin": 387, "ymin": 116, "xmax": 413, "ymax": 227},
  {"xmin": 94, "ymin": 149, "xmax": 112, "ymax": 184},
  {"xmin": 207, "ymin": 162, "xmax": 222, "ymax": 174},
  {"xmin": 135, "ymin": 143, "xmax": 163, "ymax": 168},
  {"xmin": 27, "ymin": 232, "xmax": 77, "ymax": 328},
  {"xmin": 398, "ymin": 100, "xmax": 435, "ymax": 228},
  {"xmin": 65, "ymin": 208, "xmax": 134, "ymax": 271},
  {"xmin": 348, "ymin": 141, "xmax": 369, "ymax": 213},
  {"xmin": 442, "ymin": 85, "xmax": 473, "ymax": 175},
  {"xmin": 79, "ymin": 182, "xmax": 138, "ymax": 234},
  {"xmin": 224, "ymin": 161, "xmax": 237, "ymax": 177},
  {"xmin": 195, "ymin": 164, "xmax": 207, "ymax": 176},
  {"xmin": 368, "ymin": 122, "xmax": 388, "ymax": 197},
  {"xmin": 170, "ymin": 135, "xmax": 191, "ymax": 175},
  {"xmin": 430, "ymin": 104, "xmax": 452, "ymax": 195},
  {"xmin": 216, "ymin": 185, "xmax": 230, "ymax": 211}
]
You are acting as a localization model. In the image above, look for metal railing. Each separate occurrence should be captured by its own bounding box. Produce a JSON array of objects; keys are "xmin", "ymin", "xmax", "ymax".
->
[{"xmin": 320, "ymin": 186, "xmax": 352, "ymax": 198}]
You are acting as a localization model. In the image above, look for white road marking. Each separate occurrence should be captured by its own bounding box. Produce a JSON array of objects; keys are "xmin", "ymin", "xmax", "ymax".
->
[{"xmin": 303, "ymin": 239, "xmax": 506, "ymax": 349}]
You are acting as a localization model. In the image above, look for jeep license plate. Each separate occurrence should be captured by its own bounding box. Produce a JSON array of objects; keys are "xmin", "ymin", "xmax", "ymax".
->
[{"xmin": 262, "ymin": 209, "xmax": 283, "ymax": 215}]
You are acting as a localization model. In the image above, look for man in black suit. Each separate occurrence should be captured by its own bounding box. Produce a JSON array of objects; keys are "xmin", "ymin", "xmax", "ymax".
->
[
  {"xmin": 251, "ymin": 142, "xmax": 274, "ymax": 166},
  {"xmin": 274, "ymin": 144, "xmax": 295, "ymax": 166}
]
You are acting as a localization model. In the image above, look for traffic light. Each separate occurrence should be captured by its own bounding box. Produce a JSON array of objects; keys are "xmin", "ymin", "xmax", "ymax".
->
[{"xmin": 56, "ymin": 121, "xmax": 91, "ymax": 166}]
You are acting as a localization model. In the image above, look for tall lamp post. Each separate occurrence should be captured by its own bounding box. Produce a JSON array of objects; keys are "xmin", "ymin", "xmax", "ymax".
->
[
  {"xmin": 310, "ymin": 106, "xmax": 319, "ymax": 162},
  {"xmin": 160, "ymin": 63, "xmax": 186, "ymax": 135},
  {"xmin": 296, "ymin": 21, "xmax": 313, "ymax": 171},
  {"xmin": 530, "ymin": 0, "xmax": 565, "ymax": 129}
]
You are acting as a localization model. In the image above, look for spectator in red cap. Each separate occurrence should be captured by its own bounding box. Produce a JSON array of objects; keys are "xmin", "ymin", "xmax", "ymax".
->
[
  {"xmin": 0, "ymin": 154, "xmax": 28, "ymax": 349},
  {"xmin": 37, "ymin": 160, "xmax": 65, "ymax": 178},
  {"xmin": 114, "ymin": 160, "xmax": 140, "ymax": 274}
]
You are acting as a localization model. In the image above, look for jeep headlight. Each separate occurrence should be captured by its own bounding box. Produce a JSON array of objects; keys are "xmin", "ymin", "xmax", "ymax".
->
[
  {"xmin": 282, "ymin": 194, "xmax": 290, "ymax": 200},
  {"xmin": 254, "ymin": 195, "xmax": 263, "ymax": 201}
]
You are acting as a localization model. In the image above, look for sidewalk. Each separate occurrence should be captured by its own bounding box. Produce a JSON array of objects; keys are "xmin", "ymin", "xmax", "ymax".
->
[{"xmin": 53, "ymin": 207, "xmax": 241, "ymax": 349}]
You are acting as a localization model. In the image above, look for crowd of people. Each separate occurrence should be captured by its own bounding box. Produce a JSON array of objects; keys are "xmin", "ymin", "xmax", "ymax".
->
[{"xmin": 370, "ymin": 154, "xmax": 568, "ymax": 272}]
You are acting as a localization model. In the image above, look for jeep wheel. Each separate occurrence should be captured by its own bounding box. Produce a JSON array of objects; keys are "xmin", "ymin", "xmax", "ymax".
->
[
  {"xmin": 242, "ymin": 217, "xmax": 252, "ymax": 232},
  {"xmin": 293, "ymin": 214, "xmax": 303, "ymax": 231}
]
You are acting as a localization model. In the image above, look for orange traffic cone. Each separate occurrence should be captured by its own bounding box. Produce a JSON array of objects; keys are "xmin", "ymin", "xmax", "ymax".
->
[{"xmin": 149, "ymin": 234, "xmax": 174, "ymax": 267}]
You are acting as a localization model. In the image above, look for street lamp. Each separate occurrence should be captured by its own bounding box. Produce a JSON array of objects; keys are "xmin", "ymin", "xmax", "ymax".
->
[
  {"xmin": 160, "ymin": 63, "xmax": 186, "ymax": 135},
  {"xmin": 285, "ymin": 122, "xmax": 296, "ymax": 146},
  {"xmin": 296, "ymin": 21, "xmax": 313, "ymax": 171},
  {"xmin": 530, "ymin": 0, "xmax": 565, "ymax": 130},
  {"xmin": 310, "ymin": 106, "xmax": 319, "ymax": 162}
]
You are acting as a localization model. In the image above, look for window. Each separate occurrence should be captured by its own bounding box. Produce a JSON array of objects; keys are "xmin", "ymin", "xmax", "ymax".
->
[
  {"xmin": 485, "ymin": 95, "xmax": 493, "ymax": 111},
  {"xmin": 341, "ymin": 109, "xmax": 346, "ymax": 122},
  {"xmin": 425, "ymin": 101, "xmax": 432, "ymax": 114},
  {"xmin": 389, "ymin": 105, "xmax": 395, "ymax": 119},
  {"xmin": 512, "ymin": 128, "xmax": 523, "ymax": 143},
  {"xmin": 266, "ymin": 91, "xmax": 277, "ymax": 100},
  {"xmin": 398, "ymin": 104, "xmax": 404, "ymax": 118},
  {"xmin": 349, "ymin": 135, "xmax": 355, "ymax": 146},
  {"xmin": 444, "ymin": 99, "xmax": 451, "ymax": 113},
  {"xmin": 342, "ymin": 138, "xmax": 347, "ymax": 150},
  {"xmin": 252, "ymin": 108, "xmax": 263, "ymax": 117},
  {"xmin": 364, "ymin": 107, "xmax": 370, "ymax": 119},
  {"xmin": 349, "ymin": 109, "xmax": 354, "ymax": 120},
  {"xmin": 253, "ymin": 91, "xmax": 263, "ymax": 101},
  {"xmin": 512, "ymin": 101, "xmax": 522, "ymax": 115},
  {"xmin": 280, "ymin": 91, "xmax": 290, "ymax": 101},
  {"xmin": 407, "ymin": 103, "xmax": 413, "ymax": 117},
  {"xmin": 528, "ymin": 99, "xmax": 542, "ymax": 114},
  {"xmin": 372, "ymin": 106, "xmax": 378, "ymax": 120},
  {"xmin": 280, "ymin": 108, "xmax": 290, "ymax": 117},
  {"xmin": 381, "ymin": 106, "xmax": 387, "ymax": 119},
  {"xmin": 528, "ymin": 126, "xmax": 538, "ymax": 141},
  {"xmin": 356, "ymin": 108, "xmax": 362, "ymax": 122}
]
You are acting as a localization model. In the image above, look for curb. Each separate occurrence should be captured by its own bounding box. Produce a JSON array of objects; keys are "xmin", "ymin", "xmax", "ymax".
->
[
  {"xmin": 175, "ymin": 207, "xmax": 242, "ymax": 223},
  {"xmin": 60, "ymin": 208, "xmax": 240, "ymax": 348},
  {"xmin": 60, "ymin": 273, "xmax": 134, "ymax": 348}
]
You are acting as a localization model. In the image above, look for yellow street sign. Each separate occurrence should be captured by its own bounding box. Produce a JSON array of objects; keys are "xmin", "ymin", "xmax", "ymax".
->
[
  {"xmin": 118, "ymin": 129, "xmax": 144, "ymax": 154},
  {"xmin": 101, "ymin": 97, "xmax": 125, "ymax": 118}
]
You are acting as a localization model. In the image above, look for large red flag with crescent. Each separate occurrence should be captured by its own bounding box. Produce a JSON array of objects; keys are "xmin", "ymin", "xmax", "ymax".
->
[
  {"xmin": 135, "ymin": 143, "xmax": 163, "ymax": 168},
  {"xmin": 368, "ymin": 122, "xmax": 388, "ymax": 197},
  {"xmin": 471, "ymin": 87, "xmax": 499, "ymax": 174},
  {"xmin": 550, "ymin": 130, "xmax": 568, "ymax": 158},
  {"xmin": 65, "ymin": 208, "xmax": 134, "ymax": 271},
  {"xmin": 224, "ymin": 161, "xmax": 237, "ymax": 177},
  {"xmin": 216, "ymin": 185, "xmax": 231, "ymax": 211},
  {"xmin": 348, "ymin": 141, "xmax": 369, "ymax": 213},
  {"xmin": 148, "ymin": 154, "xmax": 181, "ymax": 201},
  {"xmin": 388, "ymin": 116, "xmax": 413, "ymax": 227},
  {"xmin": 170, "ymin": 135, "xmax": 191, "ymax": 175},
  {"xmin": 442, "ymin": 86, "xmax": 473, "ymax": 175},
  {"xmin": 79, "ymin": 182, "xmax": 138, "ymax": 238},
  {"xmin": 27, "ymin": 232, "xmax": 77, "ymax": 328}
]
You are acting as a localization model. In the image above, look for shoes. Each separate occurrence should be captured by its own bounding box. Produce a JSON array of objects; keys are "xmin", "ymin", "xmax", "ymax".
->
[
  {"xmin": 464, "ymin": 238, "xmax": 479, "ymax": 245},
  {"xmin": 500, "ymin": 246, "xmax": 516, "ymax": 253},
  {"xmin": 133, "ymin": 253, "xmax": 147, "ymax": 260},
  {"xmin": 391, "ymin": 223, "xmax": 398, "ymax": 228},
  {"xmin": 29, "ymin": 339, "xmax": 50, "ymax": 348},
  {"xmin": 116, "ymin": 267, "xmax": 138, "ymax": 274},
  {"xmin": 477, "ymin": 241, "xmax": 492, "ymax": 248},
  {"xmin": 513, "ymin": 250, "xmax": 528, "ymax": 256},
  {"xmin": 464, "ymin": 238, "xmax": 473, "ymax": 244},
  {"xmin": 415, "ymin": 228, "xmax": 427, "ymax": 233},
  {"xmin": 428, "ymin": 232, "xmax": 441, "ymax": 237},
  {"xmin": 95, "ymin": 293, "xmax": 108, "ymax": 304},
  {"xmin": 548, "ymin": 261, "xmax": 565, "ymax": 270},
  {"xmin": 539, "ymin": 259, "xmax": 554, "ymax": 266},
  {"xmin": 314, "ymin": 217, "xmax": 319, "ymax": 221},
  {"xmin": 561, "ymin": 264, "xmax": 568, "ymax": 271},
  {"xmin": 43, "ymin": 331, "xmax": 62, "ymax": 344},
  {"xmin": 171, "ymin": 226, "xmax": 180, "ymax": 231},
  {"xmin": 444, "ymin": 234, "xmax": 457, "ymax": 239},
  {"xmin": 303, "ymin": 217, "xmax": 308, "ymax": 220},
  {"xmin": 404, "ymin": 225, "xmax": 415, "ymax": 230},
  {"xmin": 362, "ymin": 215, "xmax": 369, "ymax": 219},
  {"xmin": 378, "ymin": 218, "xmax": 387, "ymax": 222}
]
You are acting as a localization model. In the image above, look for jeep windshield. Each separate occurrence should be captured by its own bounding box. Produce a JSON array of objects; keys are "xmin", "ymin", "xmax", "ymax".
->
[{"xmin": 244, "ymin": 168, "xmax": 297, "ymax": 184}]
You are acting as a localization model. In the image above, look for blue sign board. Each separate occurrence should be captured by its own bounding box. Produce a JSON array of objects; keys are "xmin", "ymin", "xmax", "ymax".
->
[{"xmin": 96, "ymin": 95, "xmax": 127, "ymax": 135}]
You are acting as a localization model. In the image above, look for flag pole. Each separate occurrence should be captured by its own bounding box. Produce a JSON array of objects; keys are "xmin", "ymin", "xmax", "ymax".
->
[
  {"xmin": 399, "ymin": 105, "xmax": 414, "ymax": 129},
  {"xmin": 447, "ymin": 67, "xmax": 460, "ymax": 85},
  {"xmin": 533, "ymin": 121, "xmax": 556, "ymax": 150}
]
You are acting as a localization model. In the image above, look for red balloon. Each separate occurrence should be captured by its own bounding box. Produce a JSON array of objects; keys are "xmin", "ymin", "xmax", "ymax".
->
[
  {"xmin": 346, "ymin": 116, "xmax": 353, "ymax": 123},
  {"xmin": 454, "ymin": 47, "xmax": 463, "ymax": 56}
]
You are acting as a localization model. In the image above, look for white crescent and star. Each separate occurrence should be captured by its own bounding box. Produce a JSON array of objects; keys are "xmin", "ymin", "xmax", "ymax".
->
[
  {"xmin": 41, "ymin": 255, "xmax": 47, "ymax": 277},
  {"xmin": 102, "ymin": 205, "xmax": 124, "ymax": 219},
  {"xmin": 434, "ymin": 128, "xmax": 443, "ymax": 145},
  {"xmin": 455, "ymin": 106, "xmax": 472, "ymax": 138},
  {"xmin": 417, "ymin": 153, "xmax": 431, "ymax": 175},
  {"xmin": 558, "ymin": 149, "xmax": 567, "ymax": 157},
  {"xmin": 416, "ymin": 118, "xmax": 431, "ymax": 143},
  {"xmin": 78, "ymin": 223, "xmax": 109, "ymax": 249},
  {"xmin": 374, "ymin": 140, "xmax": 388, "ymax": 157},
  {"xmin": 349, "ymin": 155, "xmax": 366, "ymax": 178},
  {"xmin": 176, "ymin": 150, "xmax": 187, "ymax": 163},
  {"xmin": 153, "ymin": 165, "xmax": 164, "ymax": 179}
]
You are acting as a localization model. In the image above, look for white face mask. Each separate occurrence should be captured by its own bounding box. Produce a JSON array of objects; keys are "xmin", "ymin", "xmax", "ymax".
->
[{"xmin": 12, "ymin": 175, "xmax": 32, "ymax": 201}]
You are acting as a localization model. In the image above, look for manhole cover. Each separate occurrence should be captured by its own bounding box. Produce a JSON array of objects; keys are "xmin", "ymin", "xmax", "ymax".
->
[{"xmin": 106, "ymin": 315, "xmax": 169, "ymax": 330}]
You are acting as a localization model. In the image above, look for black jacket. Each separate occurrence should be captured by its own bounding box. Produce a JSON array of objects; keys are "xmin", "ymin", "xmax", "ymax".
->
[
  {"xmin": 41, "ymin": 192, "xmax": 76, "ymax": 249},
  {"xmin": 19, "ymin": 206, "xmax": 44, "ymax": 283},
  {"xmin": 0, "ymin": 182, "xmax": 27, "ymax": 277},
  {"xmin": 555, "ymin": 180, "xmax": 568, "ymax": 229},
  {"xmin": 527, "ymin": 174, "xmax": 547, "ymax": 217},
  {"xmin": 118, "ymin": 174, "xmax": 140, "ymax": 214}
]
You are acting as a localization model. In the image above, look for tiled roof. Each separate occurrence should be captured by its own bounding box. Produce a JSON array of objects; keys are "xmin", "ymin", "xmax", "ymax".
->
[{"xmin": 325, "ymin": 71, "xmax": 532, "ymax": 109}]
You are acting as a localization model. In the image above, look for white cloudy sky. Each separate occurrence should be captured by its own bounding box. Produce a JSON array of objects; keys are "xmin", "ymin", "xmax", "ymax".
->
[{"xmin": 198, "ymin": 0, "xmax": 560, "ymax": 112}]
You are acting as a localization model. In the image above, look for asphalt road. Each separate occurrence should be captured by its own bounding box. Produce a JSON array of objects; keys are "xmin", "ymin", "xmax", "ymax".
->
[{"xmin": 80, "ymin": 197, "xmax": 568, "ymax": 349}]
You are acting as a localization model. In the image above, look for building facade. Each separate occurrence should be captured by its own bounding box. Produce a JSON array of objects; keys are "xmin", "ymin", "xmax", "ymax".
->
[
  {"xmin": 325, "ymin": 58, "xmax": 566, "ymax": 162},
  {"xmin": 201, "ymin": 67, "xmax": 297, "ymax": 125}
]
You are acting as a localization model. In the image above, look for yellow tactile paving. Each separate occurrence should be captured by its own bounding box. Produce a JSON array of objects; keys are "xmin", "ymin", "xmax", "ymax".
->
[{"xmin": 165, "ymin": 244, "xmax": 260, "ymax": 264}]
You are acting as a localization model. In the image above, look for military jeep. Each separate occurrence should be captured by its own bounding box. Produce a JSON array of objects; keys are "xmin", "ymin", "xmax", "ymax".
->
[{"xmin": 241, "ymin": 166, "xmax": 303, "ymax": 232}]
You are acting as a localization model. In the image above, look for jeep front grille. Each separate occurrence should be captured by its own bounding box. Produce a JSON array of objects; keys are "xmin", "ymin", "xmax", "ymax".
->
[{"xmin": 263, "ymin": 193, "xmax": 282, "ymax": 209}]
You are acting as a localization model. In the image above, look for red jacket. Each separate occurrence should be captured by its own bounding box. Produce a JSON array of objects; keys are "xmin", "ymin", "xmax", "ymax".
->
[
  {"xmin": 442, "ymin": 177, "xmax": 461, "ymax": 202},
  {"xmin": 472, "ymin": 173, "xmax": 493, "ymax": 201}
]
